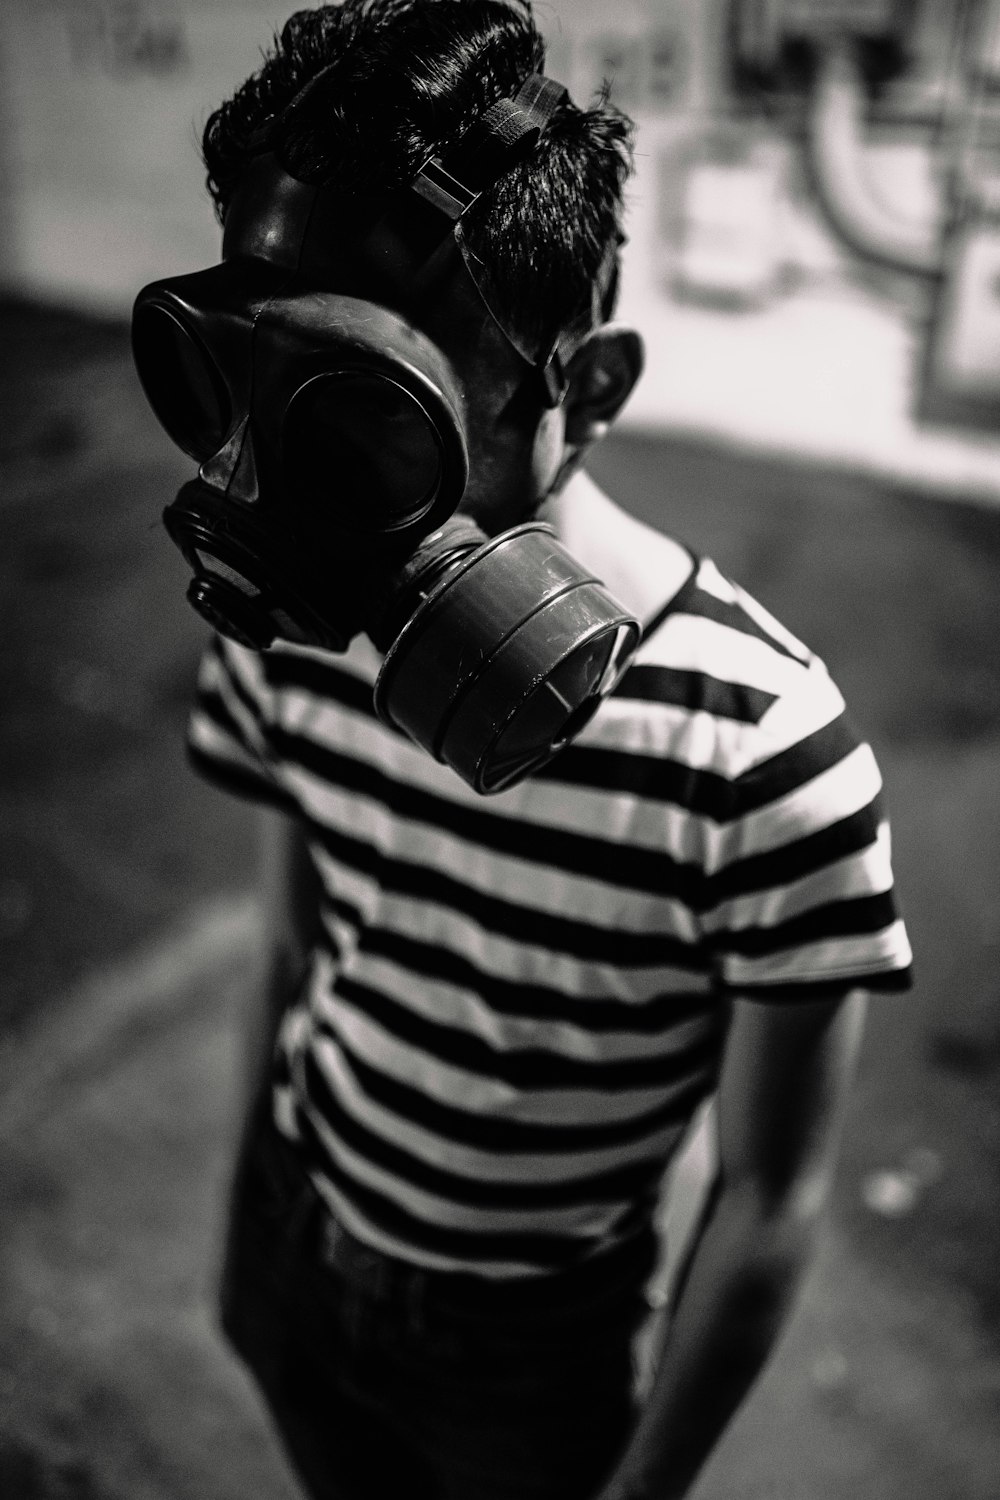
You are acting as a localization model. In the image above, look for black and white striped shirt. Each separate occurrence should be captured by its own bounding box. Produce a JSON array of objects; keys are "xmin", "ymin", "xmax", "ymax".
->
[{"xmin": 189, "ymin": 554, "xmax": 912, "ymax": 1277}]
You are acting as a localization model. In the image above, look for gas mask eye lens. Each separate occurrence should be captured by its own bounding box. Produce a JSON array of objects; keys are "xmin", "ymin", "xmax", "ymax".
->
[
  {"xmin": 284, "ymin": 372, "xmax": 444, "ymax": 533},
  {"xmin": 131, "ymin": 301, "xmax": 232, "ymax": 462}
]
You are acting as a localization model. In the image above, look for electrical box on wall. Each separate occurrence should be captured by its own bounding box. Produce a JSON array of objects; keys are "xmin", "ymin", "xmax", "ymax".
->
[
  {"xmin": 732, "ymin": 0, "xmax": 910, "ymax": 43},
  {"xmin": 774, "ymin": 0, "xmax": 903, "ymax": 33},
  {"xmin": 670, "ymin": 132, "xmax": 787, "ymax": 306},
  {"xmin": 557, "ymin": 0, "xmax": 714, "ymax": 118},
  {"xmin": 730, "ymin": 0, "xmax": 917, "ymax": 90}
]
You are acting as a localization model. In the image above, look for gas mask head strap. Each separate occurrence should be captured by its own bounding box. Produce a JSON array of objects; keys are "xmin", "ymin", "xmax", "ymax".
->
[
  {"xmin": 410, "ymin": 74, "xmax": 618, "ymax": 406},
  {"xmin": 410, "ymin": 73, "xmax": 567, "ymax": 218}
]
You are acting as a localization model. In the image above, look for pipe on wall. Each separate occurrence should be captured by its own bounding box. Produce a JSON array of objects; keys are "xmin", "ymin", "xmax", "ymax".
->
[{"xmin": 805, "ymin": 40, "xmax": 944, "ymax": 278}]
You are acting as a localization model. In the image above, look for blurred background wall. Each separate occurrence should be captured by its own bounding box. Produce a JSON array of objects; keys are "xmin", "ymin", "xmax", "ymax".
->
[
  {"xmin": 2, "ymin": 6, "xmax": 999, "ymax": 1499},
  {"xmin": 3, "ymin": 0, "xmax": 1000, "ymax": 492}
]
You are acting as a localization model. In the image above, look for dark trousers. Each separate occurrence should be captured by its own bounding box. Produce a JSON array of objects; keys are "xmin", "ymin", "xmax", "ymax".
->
[{"xmin": 219, "ymin": 1109, "xmax": 657, "ymax": 1500}]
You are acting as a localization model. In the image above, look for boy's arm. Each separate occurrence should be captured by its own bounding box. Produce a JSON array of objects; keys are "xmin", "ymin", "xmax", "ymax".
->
[
  {"xmin": 237, "ymin": 807, "xmax": 324, "ymax": 1122},
  {"xmin": 598, "ymin": 989, "xmax": 868, "ymax": 1500}
]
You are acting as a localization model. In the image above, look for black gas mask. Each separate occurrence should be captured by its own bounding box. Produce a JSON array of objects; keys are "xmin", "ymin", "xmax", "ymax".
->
[{"xmin": 132, "ymin": 73, "xmax": 639, "ymax": 793}]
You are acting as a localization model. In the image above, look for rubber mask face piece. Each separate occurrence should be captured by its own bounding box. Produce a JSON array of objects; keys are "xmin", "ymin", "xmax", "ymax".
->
[{"xmin": 131, "ymin": 103, "xmax": 640, "ymax": 791}]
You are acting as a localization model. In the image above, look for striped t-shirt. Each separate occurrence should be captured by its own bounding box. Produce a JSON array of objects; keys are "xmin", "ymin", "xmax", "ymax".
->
[{"xmin": 188, "ymin": 553, "xmax": 913, "ymax": 1278}]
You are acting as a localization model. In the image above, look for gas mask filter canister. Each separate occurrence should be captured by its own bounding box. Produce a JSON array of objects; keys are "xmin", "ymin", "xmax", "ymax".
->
[{"xmin": 131, "ymin": 72, "xmax": 640, "ymax": 793}]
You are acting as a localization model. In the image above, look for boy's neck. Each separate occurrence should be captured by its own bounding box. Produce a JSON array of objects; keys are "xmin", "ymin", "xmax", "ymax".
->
[{"xmin": 542, "ymin": 468, "xmax": 695, "ymax": 626}]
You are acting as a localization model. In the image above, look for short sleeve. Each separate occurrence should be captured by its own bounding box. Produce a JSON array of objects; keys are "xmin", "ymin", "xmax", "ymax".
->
[
  {"xmin": 700, "ymin": 660, "xmax": 913, "ymax": 999},
  {"xmin": 186, "ymin": 636, "xmax": 298, "ymax": 813}
]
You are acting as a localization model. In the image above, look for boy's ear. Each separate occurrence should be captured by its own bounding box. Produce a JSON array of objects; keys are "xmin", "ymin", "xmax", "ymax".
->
[{"xmin": 562, "ymin": 325, "xmax": 644, "ymax": 448}]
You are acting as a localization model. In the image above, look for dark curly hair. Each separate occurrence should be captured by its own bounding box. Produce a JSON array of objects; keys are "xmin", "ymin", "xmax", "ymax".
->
[{"xmin": 201, "ymin": 0, "xmax": 634, "ymax": 360}]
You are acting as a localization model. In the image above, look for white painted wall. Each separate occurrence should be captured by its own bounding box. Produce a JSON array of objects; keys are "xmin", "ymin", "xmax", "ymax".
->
[{"xmin": 0, "ymin": 1, "xmax": 290, "ymax": 307}]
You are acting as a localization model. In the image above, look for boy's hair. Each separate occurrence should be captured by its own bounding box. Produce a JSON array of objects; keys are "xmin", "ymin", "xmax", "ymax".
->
[{"xmin": 202, "ymin": 0, "xmax": 634, "ymax": 362}]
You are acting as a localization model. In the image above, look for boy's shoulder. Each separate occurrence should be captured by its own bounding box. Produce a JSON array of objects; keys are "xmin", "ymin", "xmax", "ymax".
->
[
  {"xmin": 550, "ymin": 474, "xmax": 853, "ymax": 787},
  {"xmin": 548, "ymin": 470, "xmax": 817, "ymax": 676}
]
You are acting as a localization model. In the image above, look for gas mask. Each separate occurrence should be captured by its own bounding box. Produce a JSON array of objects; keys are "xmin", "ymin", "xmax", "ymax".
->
[{"xmin": 132, "ymin": 73, "xmax": 639, "ymax": 793}]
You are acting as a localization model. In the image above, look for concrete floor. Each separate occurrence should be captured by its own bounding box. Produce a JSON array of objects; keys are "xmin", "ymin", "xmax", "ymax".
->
[{"xmin": 1, "ymin": 298, "xmax": 998, "ymax": 1498}]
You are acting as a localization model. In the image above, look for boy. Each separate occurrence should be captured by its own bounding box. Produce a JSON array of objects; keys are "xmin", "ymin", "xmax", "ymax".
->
[{"xmin": 153, "ymin": 4, "xmax": 913, "ymax": 1497}]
